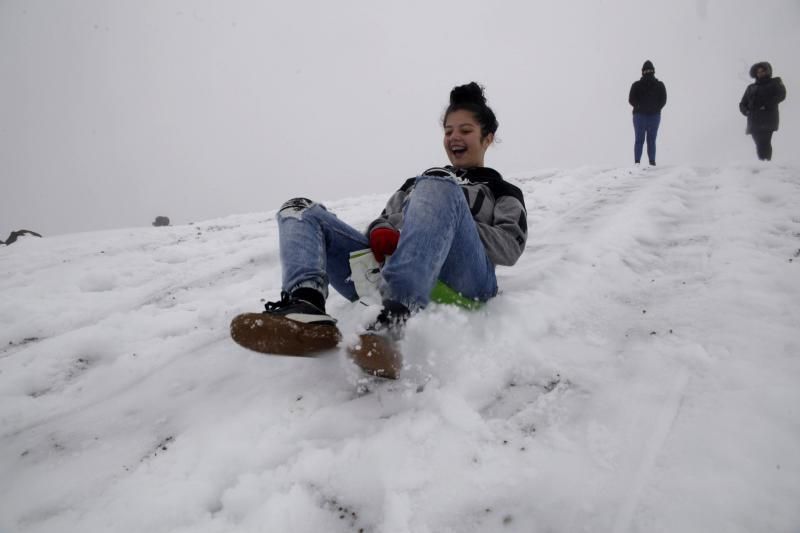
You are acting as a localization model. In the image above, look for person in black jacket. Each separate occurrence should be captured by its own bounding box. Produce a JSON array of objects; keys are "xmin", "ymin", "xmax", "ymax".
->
[
  {"xmin": 628, "ymin": 60, "xmax": 667, "ymax": 166},
  {"xmin": 739, "ymin": 62, "xmax": 787, "ymax": 161}
]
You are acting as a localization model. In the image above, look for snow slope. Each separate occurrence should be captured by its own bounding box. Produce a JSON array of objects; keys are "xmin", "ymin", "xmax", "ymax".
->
[{"xmin": 1, "ymin": 164, "xmax": 799, "ymax": 533}]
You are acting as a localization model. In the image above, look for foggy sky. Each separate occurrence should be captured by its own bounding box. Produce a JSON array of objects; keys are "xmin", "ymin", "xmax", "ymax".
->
[{"xmin": 1, "ymin": 0, "xmax": 798, "ymax": 237}]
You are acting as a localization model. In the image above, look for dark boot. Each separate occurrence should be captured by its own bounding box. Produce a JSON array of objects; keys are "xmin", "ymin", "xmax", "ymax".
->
[
  {"xmin": 230, "ymin": 291, "xmax": 341, "ymax": 356},
  {"xmin": 347, "ymin": 301, "xmax": 410, "ymax": 379}
]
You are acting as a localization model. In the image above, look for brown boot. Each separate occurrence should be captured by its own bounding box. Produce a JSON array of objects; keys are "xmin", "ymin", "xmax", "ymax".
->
[
  {"xmin": 347, "ymin": 333, "xmax": 403, "ymax": 379},
  {"xmin": 230, "ymin": 292, "xmax": 341, "ymax": 356},
  {"xmin": 231, "ymin": 313, "xmax": 341, "ymax": 356},
  {"xmin": 347, "ymin": 300, "xmax": 409, "ymax": 379}
]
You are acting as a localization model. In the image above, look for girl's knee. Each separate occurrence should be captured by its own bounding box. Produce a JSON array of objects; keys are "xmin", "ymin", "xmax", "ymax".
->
[
  {"xmin": 414, "ymin": 175, "xmax": 461, "ymax": 198},
  {"xmin": 278, "ymin": 197, "xmax": 326, "ymax": 220},
  {"xmin": 416, "ymin": 173, "xmax": 459, "ymax": 186}
]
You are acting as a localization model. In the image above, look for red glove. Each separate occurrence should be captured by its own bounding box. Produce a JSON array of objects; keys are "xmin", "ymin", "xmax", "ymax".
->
[{"xmin": 369, "ymin": 227, "xmax": 400, "ymax": 263}]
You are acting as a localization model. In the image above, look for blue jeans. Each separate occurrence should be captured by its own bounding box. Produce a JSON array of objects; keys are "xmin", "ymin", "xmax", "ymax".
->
[
  {"xmin": 278, "ymin": 175, "xmax": 497, "ymax": 310},
  {"xmin": 633, "ymin": 113, "xmax": 661, "ymax": 163}
]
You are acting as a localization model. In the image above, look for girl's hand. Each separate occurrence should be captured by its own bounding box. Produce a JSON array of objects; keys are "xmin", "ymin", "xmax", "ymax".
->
[{"xmin": 369, "ymin": 228, "xmax": 400, "ymax": 263}]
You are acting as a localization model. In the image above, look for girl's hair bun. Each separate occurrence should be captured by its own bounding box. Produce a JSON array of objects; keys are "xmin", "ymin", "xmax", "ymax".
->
[
  {"xmin": 444, "ymin": 81, "xmax": 498, "ymax": 137},
  {"xmin": 449, "ymin": 82, "xmax": 487, "ymax": 106}
]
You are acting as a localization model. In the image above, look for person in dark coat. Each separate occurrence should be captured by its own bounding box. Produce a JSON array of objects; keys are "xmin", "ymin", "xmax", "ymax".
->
[
  {"xmin": 628, "ymin": 60, "xmax": 667, "ymax": 166},
  {"xmin": 739, "ymin": 62, "xmax": 787, "ymax": 161}
]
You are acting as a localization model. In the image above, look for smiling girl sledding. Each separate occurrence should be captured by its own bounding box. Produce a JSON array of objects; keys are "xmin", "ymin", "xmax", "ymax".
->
[{"xmin": 231, "ymin": 82, "xmax": 527, "ymax": 379}]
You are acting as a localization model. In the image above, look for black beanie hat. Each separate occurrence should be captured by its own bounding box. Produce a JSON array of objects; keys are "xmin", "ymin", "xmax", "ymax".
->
[{"xmin": 642, "ymin": 60, "xmax": 655, "ymax": 73}]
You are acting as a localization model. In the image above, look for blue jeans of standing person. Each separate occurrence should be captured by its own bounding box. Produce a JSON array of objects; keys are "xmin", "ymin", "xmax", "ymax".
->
[
  {"xmin": 278, "ymin": 175, "xmax": 497, "ymax": 311},
  {"xmin": 633, "ymin": 112, "xmax": 661, "ymax": 164}
]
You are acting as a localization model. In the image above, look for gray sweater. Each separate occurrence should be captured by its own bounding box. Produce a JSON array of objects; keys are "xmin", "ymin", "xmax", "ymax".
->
[{"xmin": 367, "ymin": 166, "xmax": 527, "ymax": 266}]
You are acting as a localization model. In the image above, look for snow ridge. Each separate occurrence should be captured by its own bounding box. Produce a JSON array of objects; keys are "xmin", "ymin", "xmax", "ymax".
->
[{"xmin": 1, "ymin": 165, "xmax": 799, "ymax": 532}]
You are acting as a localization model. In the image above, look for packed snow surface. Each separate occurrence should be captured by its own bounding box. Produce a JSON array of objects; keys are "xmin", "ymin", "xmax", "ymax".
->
[{"xmin": 1, "ymin": 164, "xmax": 799, "ymax": 532}]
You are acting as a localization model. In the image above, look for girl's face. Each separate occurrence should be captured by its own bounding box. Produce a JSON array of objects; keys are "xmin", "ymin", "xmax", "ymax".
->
[{"xmin": 443, "ymin": 109, "xmax": 494, "ymax": 169}]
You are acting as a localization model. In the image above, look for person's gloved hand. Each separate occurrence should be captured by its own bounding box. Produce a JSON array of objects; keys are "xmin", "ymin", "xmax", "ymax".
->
[{"xmin": 369, "ymin": 227, "xmax": 400, "ymax": 263}]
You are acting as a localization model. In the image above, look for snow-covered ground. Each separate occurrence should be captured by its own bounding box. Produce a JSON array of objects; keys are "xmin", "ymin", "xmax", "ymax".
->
[{"xmin": 1, "ymin": 164, "xmax": 799, "ymax": 533}]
